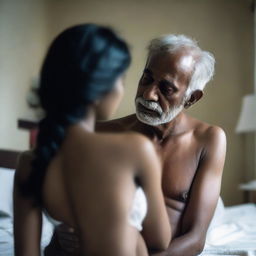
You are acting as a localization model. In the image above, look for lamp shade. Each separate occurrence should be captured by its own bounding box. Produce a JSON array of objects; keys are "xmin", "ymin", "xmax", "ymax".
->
[{"xmin": 236, "ymin": 94, "xmax": 256, "ymax": 133}]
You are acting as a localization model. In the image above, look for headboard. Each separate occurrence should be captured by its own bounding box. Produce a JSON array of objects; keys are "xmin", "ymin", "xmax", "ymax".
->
[{"xmin": 0, "ymin": 149, "xmax": 21, "ymax": 169}]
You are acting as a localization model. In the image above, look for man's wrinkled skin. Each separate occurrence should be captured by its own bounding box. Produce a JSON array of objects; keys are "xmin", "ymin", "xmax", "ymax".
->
[{"xmin": 45, "ymin": 48, "xmax": 226, "ymax": 256}]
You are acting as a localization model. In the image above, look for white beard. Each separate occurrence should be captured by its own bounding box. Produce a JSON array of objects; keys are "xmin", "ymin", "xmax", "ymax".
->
[{"xmin": 135, "ymin": 97, "xmax": 185, "ymax": 126}]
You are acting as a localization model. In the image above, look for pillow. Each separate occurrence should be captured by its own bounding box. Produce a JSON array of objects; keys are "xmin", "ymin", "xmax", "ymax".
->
[
  {"xmin": 0, "ymin": 167, "xmax": 54, "ymax": 251},
  {"xmin": 0, "ymin": 168, "xmax": 15, "ymax": 217}
]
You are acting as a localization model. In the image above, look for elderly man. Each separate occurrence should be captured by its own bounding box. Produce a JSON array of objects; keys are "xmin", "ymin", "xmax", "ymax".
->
[{"xmin": 46, "ymin": 34, "xmax": 226, "ymax": 256}]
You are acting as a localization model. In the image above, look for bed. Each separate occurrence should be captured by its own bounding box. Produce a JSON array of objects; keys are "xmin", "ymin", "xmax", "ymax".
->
[
  {"xmin": 201, "ymin": 201, "xmax": 256, "ymax": 256},
  {"xmin": 0, "ymin": 149, "xmax": 54, "ymax": 256},
  {"xmin": 0, "ymin": 149, "xmax": 255, "ymax": 256}
]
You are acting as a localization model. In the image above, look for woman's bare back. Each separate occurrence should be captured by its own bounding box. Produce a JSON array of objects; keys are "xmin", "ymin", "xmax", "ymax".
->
[{"xmin": 42, "ymin": 124, "xmax": 148, "ymax": 255}]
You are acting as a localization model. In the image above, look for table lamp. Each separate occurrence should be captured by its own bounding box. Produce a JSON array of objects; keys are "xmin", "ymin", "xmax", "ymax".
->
[
  {"xmin": 236, "ymin": 95, "xmax": 256, "ymax": 201},
  {"xmin": 236, "ymin": 94, "xmax": 256, "ymax": 133}
]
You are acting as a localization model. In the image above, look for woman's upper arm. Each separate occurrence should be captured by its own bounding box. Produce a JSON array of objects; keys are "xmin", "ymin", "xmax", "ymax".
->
[
  {"xmin": 132, "ymin": 135, "xmax": 171, "ymax": 251},
  {"xmin": 13, "ymin": 151, "xmax": 42, "ymax": 256}
]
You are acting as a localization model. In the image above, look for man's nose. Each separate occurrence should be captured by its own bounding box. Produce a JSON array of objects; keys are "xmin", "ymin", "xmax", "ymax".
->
[{"xmin": 142, "ymin": 85, "xmax": 159, "ymax": 102}]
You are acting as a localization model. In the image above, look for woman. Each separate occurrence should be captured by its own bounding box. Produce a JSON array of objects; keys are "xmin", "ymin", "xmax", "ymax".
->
[{"xmin": 13, "ymin": 24, "xmax": 171, "ymax": 256}]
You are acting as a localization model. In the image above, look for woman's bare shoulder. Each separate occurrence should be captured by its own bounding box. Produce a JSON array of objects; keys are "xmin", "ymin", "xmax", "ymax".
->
[
  {"xmin": 121, "ymin": 132, "xmax": 155, "ymax": 151},
  {"xmin": 63, "ymin": 128, "xmax": 159, "ymax": 174},
  {"xmin": 104, "ymin": 132, "xmax": 158, "ymax": 163}
]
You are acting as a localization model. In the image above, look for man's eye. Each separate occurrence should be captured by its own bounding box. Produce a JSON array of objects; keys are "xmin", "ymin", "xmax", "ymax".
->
[
  {"xmin": 166, "ymin": 87, "xmax": 174, "ymax": 92},
  {"xmin": 160, "ymin": 86, "xmax": 174, "ymax": 95}
]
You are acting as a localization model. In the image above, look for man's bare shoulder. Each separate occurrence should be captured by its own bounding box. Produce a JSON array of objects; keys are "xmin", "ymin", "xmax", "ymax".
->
[
  {"xmin": 96, "ymin": 114, "xmax": 137, "ymax": 133},
  {"xmin": 189, "ymin": 116, "xmax": 226, "ymax": 146}
]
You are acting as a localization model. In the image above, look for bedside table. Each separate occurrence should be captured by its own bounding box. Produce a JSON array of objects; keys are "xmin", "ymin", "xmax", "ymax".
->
[{"xmin": 18, "ymin": 119, "xmax": 38, "ymax": 148}]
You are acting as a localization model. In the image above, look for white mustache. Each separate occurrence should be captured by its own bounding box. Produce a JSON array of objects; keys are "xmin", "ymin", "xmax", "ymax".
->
[{"xmin": 136, "ymin": 97, "xmax": 163, "ymax": 115}]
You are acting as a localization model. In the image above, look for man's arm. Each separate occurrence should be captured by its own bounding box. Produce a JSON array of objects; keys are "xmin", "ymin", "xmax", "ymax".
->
[
  {"xmin": 152, "ymin": 126, "xmax": 226, "ymax": 256},
  {"xmin": 13, "ymin": 151, "xmax": 42, "ymax": 256}
]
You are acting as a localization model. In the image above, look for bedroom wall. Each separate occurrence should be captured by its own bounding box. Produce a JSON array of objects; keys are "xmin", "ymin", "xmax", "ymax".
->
[
  {"xmin": 0, "ymin": 0, "xmax": 254, "ymax": 205},
  {"xmin": 0, "ymin": 0, "xmax": 47, "ymax": 150},
  {"xmin": 43, "ymin": 0, "xmax": 254, "ymax": 205}
]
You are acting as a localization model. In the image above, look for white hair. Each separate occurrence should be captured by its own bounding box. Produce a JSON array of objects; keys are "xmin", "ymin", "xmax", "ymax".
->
[{"xmin": 147, "ymin": 35, "xmax": 215, "ymax": 97}]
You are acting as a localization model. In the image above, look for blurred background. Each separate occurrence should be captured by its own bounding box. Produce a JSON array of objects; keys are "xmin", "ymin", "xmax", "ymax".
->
[{"xmin": 0, "ymin": 0, "xmax": 255, "ymax": 206}]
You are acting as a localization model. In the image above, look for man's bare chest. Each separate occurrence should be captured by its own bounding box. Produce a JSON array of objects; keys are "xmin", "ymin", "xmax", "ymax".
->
[{"xmin": 156, "ymin": 137, "xmax": 202, "ymax": 203}]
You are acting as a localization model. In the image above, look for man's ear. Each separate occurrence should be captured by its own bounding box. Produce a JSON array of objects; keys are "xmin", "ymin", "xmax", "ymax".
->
[{"xmin": 184, "ymin": 90, "xmax": 203, "ymax": 109}]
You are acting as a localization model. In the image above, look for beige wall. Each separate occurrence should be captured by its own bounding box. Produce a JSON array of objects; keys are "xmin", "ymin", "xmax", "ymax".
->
[
  {"xmin": 0, "ymin": 0, "xmax": 254, "ymax": 205},
  {"xmin": 0, "ymin": 0, "xmax": 47, "ymax": 150}
]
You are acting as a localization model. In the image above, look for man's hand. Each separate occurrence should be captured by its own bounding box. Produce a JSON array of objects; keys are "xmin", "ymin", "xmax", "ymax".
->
[
  {"xmin": 44, "ymin": 224, "xmax": 80, "ymax": 256},
  {"xmin": 56, "ymin": 224, "xmax": 79, "ymax": 252}
]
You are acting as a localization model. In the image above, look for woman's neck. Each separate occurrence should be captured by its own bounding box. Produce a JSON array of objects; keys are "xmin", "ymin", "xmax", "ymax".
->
[{"xmin": 80, "ymin": 107, "xmax": 96, "ymax": 132}]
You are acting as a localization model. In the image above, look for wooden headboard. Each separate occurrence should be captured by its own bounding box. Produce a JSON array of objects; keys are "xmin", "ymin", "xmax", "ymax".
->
[{"xmin": 0, "ymin": 149, "xmax": 21, "ymax": 169}]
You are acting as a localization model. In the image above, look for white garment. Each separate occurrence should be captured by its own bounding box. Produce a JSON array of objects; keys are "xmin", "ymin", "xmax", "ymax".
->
[
  {"xmin": 128, "ymin": 187, "xmax": 147, "ymax": 231},
  {"xmin": 43, "ymin": 210, "xmax": 62, "ymax": 227},
  {"xmin": 44, "ymin": 187, "xmax": 148, "ymax": 231}
]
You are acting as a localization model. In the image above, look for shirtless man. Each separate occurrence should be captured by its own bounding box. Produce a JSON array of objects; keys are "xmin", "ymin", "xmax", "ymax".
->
[{"xmin": 46, "ymin": 34, "xmax": 226, "ymax": 256}]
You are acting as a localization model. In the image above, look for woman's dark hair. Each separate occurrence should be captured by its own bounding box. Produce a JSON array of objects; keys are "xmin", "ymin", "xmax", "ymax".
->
[{"xmin": 21, "ymin": 24, "xmax": 131, "ymax": 205}]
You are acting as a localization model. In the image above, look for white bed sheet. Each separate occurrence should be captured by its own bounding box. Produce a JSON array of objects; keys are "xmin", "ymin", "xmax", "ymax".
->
[
  {"xmin": 201, "ymin": 204, "xmax": 256, "ymax": 256},
  {"xmin": 1, "ymin": 167, "xmax": 256, "ymax": 256},
  {"xmin": 0, "ymin": 167, "xmax": 54, "ymax": 256}
]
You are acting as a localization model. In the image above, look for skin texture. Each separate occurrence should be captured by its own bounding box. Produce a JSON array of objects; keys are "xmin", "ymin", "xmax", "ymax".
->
[
  {"xmin": 13, "ymin": 79, "xmax": 171, "ymax": 256},
  {"xmin": 95, "ymin": 49, "xmax": 226, "ymax": 256},
  {"xmin": 15, "ymin": 48, "xmax": 226, "ymax": 256},
  {"xmin": 46, "ymin": 49, "xmax": 226, "ymax": 256}
]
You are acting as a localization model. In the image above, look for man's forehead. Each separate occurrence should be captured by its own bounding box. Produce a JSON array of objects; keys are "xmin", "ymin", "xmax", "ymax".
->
[
  {"xmin": 146, "ymin": 51, "xmax": 195, "ymax": 77},
  {"xmin": 179, "ymin": 55, "xmax": 196, "ymax": 71}
]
